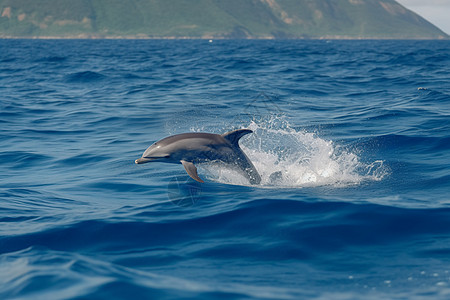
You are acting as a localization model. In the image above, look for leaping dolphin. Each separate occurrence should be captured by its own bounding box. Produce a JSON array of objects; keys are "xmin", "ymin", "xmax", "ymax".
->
[{"xmin": 135, "ymin": 129, "xmax": 261, "ymax": 185}]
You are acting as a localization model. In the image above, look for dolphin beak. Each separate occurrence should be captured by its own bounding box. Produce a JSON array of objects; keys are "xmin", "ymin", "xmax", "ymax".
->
[{"xmin": 135, "ymin": 157, "xmax": 152, "ymax": 164}]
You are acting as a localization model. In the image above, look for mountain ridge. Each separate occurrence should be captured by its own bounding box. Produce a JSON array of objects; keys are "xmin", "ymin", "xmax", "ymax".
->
[{"xmin": 0, "ymin": 0, "xmax": 447, "ymax": 39}]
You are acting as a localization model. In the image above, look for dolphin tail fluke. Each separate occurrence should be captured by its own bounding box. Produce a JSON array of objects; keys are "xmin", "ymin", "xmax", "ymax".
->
[
  {"xmin": 222, "ymin": 129, "xmax": 253, "ymax": 146},
  {"xmin": 181, "ymin": 160, "xmax": 205, "ymax": 183}
]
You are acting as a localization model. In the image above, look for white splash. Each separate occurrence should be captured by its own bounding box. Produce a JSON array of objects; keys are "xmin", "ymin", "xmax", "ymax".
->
[{"xmin": 201, "ymin": 118, "xmax": 387, "ymax": 188}]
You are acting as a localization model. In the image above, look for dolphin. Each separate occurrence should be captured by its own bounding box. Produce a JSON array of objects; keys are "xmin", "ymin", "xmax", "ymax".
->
[{"xmin": 135, "ymin": 129, "xmax": 261, "ymax": 185}]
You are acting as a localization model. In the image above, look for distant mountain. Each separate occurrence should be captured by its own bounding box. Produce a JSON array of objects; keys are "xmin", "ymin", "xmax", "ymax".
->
[{"xmin": 0, "ymin": 0, "xmax": 447, "ymax": 39}]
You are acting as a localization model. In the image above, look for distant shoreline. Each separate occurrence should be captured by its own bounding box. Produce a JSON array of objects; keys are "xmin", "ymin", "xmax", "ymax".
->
[
  {"xmin": 2, "ymin": 0, "xmax": 447, "ymax": 42},
  {"xmin": 1, "ymin": 35, "xmax": 448, "ymax": 40}
]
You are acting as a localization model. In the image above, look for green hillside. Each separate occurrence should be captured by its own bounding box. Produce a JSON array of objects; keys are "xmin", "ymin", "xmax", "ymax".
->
[{"xmin": 0, "ymin": 0, "xmax": 447, "ymax": 39}]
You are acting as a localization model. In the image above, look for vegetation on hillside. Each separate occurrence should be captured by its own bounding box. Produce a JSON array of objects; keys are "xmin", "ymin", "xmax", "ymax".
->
[{"xmin": 0, "ymin": 0, "xmax": 447, "ymax": 38}]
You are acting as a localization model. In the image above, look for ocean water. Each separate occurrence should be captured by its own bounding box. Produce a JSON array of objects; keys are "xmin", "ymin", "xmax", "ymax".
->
[{"xmin": 0, "ymin": 39, "xmax": 449, "ymax": 299}]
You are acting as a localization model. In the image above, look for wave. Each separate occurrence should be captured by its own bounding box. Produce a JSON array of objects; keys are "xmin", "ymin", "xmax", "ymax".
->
[
  {"xmin": 0, "ymin": 151, "xmax": 52, "ymax": 168},
  {"xmin": 2, "ymin": 199, "xmax": 450, "ymax": 299},
  {"xmin": 35, "ymin": 56, "xmax": 68, "ymax": 63},
  {"xmin": 0, "ymin": 246, "xmax": 303, "ymax": 300},
  {"xmin": 3, "ymin": 198, "xmax": 450, "ymax": 256},
  {"xmin": 64, "ymin": 71, "xmax": 107, "ymax": 83}
]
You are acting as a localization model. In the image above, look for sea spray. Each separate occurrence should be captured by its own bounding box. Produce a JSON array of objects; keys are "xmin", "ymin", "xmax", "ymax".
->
[{"xmin": 201, "ymin": 118, "xmax": 387, "ymax": 187}]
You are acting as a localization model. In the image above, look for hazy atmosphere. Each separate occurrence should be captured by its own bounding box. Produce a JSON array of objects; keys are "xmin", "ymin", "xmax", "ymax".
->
[{"xmin": 397, "ymin": 0, "xmax": 450, "ymax": 34}]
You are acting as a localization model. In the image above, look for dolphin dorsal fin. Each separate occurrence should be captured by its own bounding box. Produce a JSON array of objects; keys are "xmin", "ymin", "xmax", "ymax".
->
[{"xmin": 222, "ymin": 129, "xmax": 253, "ymax": 146}]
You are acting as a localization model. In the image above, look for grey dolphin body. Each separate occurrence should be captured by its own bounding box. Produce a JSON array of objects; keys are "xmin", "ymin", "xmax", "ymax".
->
[{"xmin": 135, "ymin": 129, "xmax": 261, "ymax": 184}]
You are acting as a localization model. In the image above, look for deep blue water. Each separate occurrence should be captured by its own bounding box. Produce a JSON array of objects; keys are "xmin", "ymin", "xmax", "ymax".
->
[{"xmin": 1, "ymin": 39, "xmax": 449, "ymax": 299}]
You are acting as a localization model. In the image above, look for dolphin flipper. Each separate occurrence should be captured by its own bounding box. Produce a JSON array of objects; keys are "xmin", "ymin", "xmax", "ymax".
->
[{"xmin": 181, "ymin": 160, "xmax": 204, "ymax": 183}]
